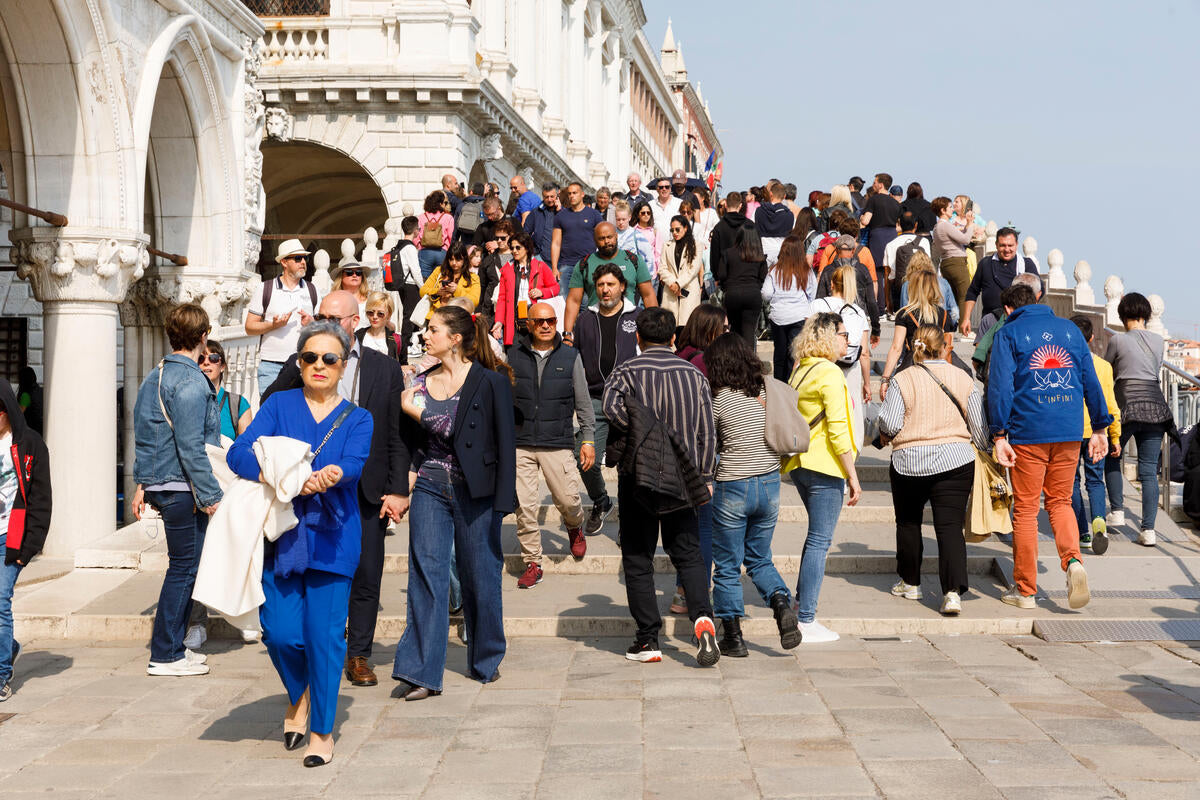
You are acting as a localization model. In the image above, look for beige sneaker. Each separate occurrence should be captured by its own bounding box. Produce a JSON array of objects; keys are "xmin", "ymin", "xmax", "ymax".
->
[
  {"xmin": 940, "ymin": 592, "xmax": 962, "ymax": 616},
  {"xmin": 890, "ymin": 580, "xmax": 923, "ymax": 600},
  {"xmin": 1066, "ymin": 560, "xmax": 1090, "ymax": 609},
  {"xmin": 1137, "ymin": 529, "xmax": 1157, "ymax": 547},
  {"xmin": 1001, "ymin": 587, "xmax": 1036, "ymax": 609}
]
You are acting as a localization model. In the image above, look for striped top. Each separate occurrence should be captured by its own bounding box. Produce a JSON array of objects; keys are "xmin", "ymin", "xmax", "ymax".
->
[
  {"xmin": 602, "ymin": 345, "xmax": 716, "ymax": 480},
  {"xmin": 878, "ymin": 360, "xmax": 990, "ymax": 477},
  {"xmin": 712, "ymin": 387, "xmax": 780, "ymax": 481}
]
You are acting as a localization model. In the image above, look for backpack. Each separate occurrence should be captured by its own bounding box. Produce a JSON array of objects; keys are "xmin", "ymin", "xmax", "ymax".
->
[
  {"xmin": 383, "ymin": 240, "xmax": 416, "ymax": 291},
  {"xmin": 813, "ymin": 231, "xmax": 841, "ymax": 271},
  {"xmin": 259, "ymin": 278, "xmax": 318, "ymax": 340},
  {"xmin": 420, "ymin": 215, "xmax": 444, "ymax": 249},
  {"xmin": 893, "ymin": 235, "xmax": 929, "ymax": 283},
  {"xmin": 578, "ymin": 249, "xmax": 641, "ymax": 299},
  {"xmin": 833, "ymin": 302, "xmax": 865, "ymax": 367},
  {"xmin": 455, "ymin": 198, "xmax": 485, "ymax": 235}
]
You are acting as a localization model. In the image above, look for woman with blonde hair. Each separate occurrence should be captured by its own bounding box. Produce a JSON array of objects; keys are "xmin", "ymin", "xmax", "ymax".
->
[
  {"xmin": 331, "ymin": 257, "xmax": 373, "ymax": 329},
  {"xmin": 899, "ymin": 251, "xmax": 959, "ymax": 326},
  {"xmin": 878, "ymin": 325, "xmax": 989, "ymax": 615},
  {"xmin": 782, "ymin": 312, "xmax": 862, "ymax": 643},
  {"xmin": 879, "ymin": 269, "xmax": 956, "ymax": 399},
  {"xmin": 356, "ymin": 291, "xmax": 399, "ymax": 359},
  {"xmin": 809, "ymin": 264, "xmax": 871, "ymax": 448}
]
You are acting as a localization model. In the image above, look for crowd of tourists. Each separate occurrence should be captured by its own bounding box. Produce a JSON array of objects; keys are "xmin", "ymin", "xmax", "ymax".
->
[{"xmin": 0, "ymin": 169, "xmax": 1180, "ymax": 772}]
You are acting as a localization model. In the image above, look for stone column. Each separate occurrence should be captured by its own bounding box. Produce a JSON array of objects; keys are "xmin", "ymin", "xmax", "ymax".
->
[{"xmin": 9, "ymin": 227, "xmax": 150, "ymax": 558}]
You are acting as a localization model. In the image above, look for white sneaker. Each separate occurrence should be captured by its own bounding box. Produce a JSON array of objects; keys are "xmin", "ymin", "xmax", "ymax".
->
[
  {"xmin": 940, "ymin": 592, "xmax": 962, "ymax": 616},
  {"xmin": 1137, "ymin": 529, "xmax": 1157, "ymax": 547},
  {"xmin": 241, "ymin": 629, "xmax": 261, "ymax": 643},
  {"xmin": 1001, "ymin": 587, "xmax": 1036, "ymax": 609},
  {"xmin": 183, "ymin": 624, "xmax": 207, "ymax": 651},
  {"xmin": 185, "ymin": 649, "xmax": 207, "ymax": 665},
  {"xmin": 147, "ymin": 657, "xmax": 209, "ymax": 676},
  {"xmin": 1106, "ymin": 510, "xmax": 1126, "ymax": 528},
  {"xmin": 890, "ymin": 580, "xmax": 923, "ymax": 600},
  {"xmin": 797, "ymin": 620, "xmax": 840, "ymax": 643},
  {"xmin": 1066, "ymin": 560, "xmax": 1090, "ymax": 609}
]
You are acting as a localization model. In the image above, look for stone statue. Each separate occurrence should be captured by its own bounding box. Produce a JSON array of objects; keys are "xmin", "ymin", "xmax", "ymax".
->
[
  {"xmin": 1073, "ymin": 260, "xmax": 1095, "ymax": 306},
  {"xmin": 1104, "ymin": 275, "xmax": 1124, "ymax": 326}
]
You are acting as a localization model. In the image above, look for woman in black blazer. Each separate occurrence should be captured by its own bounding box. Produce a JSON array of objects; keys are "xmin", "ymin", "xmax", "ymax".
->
[{"xmin": 390, "ymin": 305, "xmax": 516, "ymax": 699}]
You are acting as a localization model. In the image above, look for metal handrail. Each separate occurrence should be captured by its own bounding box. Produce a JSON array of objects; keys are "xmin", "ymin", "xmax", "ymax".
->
[{"xmin": 1164, "ymin": 360, "xmax": 1200, "ymax": 390}]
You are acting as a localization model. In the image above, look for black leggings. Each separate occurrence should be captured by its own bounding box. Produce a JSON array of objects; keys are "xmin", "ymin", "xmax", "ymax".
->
[
  {"xmin": 889, "ymin": 461, "xmax": 973, "ymax": 595},
  {"xmin": 769, "ymin": 319, "xmax": 806, "ymax": 383},
  {"xmin": 723, "ymin": 285, "xmax": 762, "ymax": 347}
]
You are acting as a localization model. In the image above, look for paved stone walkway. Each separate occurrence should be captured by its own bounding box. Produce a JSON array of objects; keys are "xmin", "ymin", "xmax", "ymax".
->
[{"xmin": 2, "ymin": 634, "xmax": 1199, "ymax": 798}]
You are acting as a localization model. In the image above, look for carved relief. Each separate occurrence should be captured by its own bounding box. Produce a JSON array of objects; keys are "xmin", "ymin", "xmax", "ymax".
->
[
  {"xmin": 265, "ymin": 107, "xmax": 293, "ymax": 142},
  {"xmin": 10, "ymin": 229, "xmax": 149, "ymax": 304},
  {"xmin": 243, "ymin": 37, "xmax": 268, "ymax": 274}
]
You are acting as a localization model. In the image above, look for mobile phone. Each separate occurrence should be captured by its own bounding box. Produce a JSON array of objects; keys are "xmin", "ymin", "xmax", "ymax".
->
[{"xmin": 679, "ymin": 288, "xmax": 690, "ymax": 298}]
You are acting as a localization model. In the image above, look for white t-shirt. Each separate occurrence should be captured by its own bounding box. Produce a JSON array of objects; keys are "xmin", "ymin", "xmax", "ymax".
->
[
  {"xmin": 882, "ymin": 233, "xmax": 931, "ymax": 277},
  {"xmin": 362, "ymin": 330, "xmax": 389, "ymax": 355},
  {"xmin": 248, "ymin": 278, "xmax": 320, "ymax": 362},
  {"xmin": 0, "ymin": 432, "xmax": 16, "ymax": 541},
  {"xmin": 810, "ymin": 297, "xmax": 869, "ymax": 349},
  {"xmin": 652, "ymin": 196, "xmax": 682, "ymax": 249}
]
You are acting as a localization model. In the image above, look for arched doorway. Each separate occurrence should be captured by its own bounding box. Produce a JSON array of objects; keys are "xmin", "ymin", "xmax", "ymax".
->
[{"xmin": 260, "ymin": 140, "xmax": 388, "ymax": 276}]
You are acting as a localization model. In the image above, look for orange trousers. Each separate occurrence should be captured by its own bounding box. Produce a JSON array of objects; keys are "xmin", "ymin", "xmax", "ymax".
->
[{"xmin": 1011, "ymin": 442, "xmax": 1080, "ymax": 596}]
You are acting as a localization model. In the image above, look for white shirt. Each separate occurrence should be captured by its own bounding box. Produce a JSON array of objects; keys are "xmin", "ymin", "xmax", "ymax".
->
[
  {"xmin": 0, "ymin": 431, "xmax": 15, "ymax": 538},
  {"xmin": 652, "ymin": 195, "xmax": 682, "ymax": 248},
  {"xmin": 882, "ymin": 233, "xmax": 931, "ymax": 277},
  {"xmin": 338, "ymin": 341, "xmax": 363, "ymax": 402},
  {"xmin": 362, "ymin": 330, "xmax": 389, "ymax": 355},
  {"xmin": 248, "ymin": 278, "xmax": 320, "ymax": 362}
]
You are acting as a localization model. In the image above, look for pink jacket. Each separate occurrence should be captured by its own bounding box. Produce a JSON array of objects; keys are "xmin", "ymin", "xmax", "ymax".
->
[{"xmin": 412, "ymin": 211, "xmax": 454, "ymax": 251}]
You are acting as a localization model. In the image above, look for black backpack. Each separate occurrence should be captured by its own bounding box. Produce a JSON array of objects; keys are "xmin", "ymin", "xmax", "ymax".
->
[
  {"xmin": 893, "ymin": 235, "xmax": 929, "ymax": 283},
  {"xmin": 455, "ymin": 198, "xmax": 485, "ymax": 235},
  {"xmin": 383, "ymin": 240, "xmax": 417, "ymax": 292},
  {"xmin": 260, "ymin": 277, "xmax": 317, "ymax": 328}
]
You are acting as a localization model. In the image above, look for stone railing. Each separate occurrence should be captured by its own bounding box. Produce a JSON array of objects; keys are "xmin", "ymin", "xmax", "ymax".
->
[{"xmin": 261, "ymin": 24, "xmax": 329, "ymax": 64}]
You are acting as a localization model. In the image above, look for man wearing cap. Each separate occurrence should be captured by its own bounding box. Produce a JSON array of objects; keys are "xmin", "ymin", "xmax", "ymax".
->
[
  {"xmin": 816, "ymin": 235, "xmax": 881, "ymax": 345},
  {"xmin": 670, "ymin": 169, "xmax": 699, "ymax": 210},
  {"xmin": 245, "ymin": 239, "xmax": 319, "ymax": 394}
]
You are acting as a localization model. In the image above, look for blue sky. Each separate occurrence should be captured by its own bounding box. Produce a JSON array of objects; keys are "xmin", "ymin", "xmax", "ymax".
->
[{"xmin": 643, "ymin": 0, "xmax": 1200, "ymax": 336}]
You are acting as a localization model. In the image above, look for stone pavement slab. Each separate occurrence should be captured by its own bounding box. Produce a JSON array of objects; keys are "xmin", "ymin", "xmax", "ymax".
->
[{"xmin": 1, "ymin": 634, "xmax": 1199, "ymax": 797}]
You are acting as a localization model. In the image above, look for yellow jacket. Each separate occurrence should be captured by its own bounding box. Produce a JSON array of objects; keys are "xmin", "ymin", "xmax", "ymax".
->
[
  {"xmin": 782, "ymin": 357, "xmax": 857, "ymax": 478},
  {"xmin": 420, "ymin": 268, "xmax": 481, "ymax": 319},
  {"xmin": 1082, "ymin": 353, "xmax": 1121, "ymax": 445}
]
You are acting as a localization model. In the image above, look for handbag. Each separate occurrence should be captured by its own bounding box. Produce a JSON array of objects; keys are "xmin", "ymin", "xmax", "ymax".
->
[
  {"xmin": 762, "ymin": 377, "xmax": 810, "ymax": 457},
  {"xmin": 913, "ymin": 363, "xmax": 1012, "ymax": 540},
  {"xmin": 408, "ymin": 294, "xmax": 431, "ymax": 326}
]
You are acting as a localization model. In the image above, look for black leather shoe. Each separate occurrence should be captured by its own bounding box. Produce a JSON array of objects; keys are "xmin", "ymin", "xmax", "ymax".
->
[
  {"xmin": 402, "ymin": 685, "xmax": 442, "ymax": 702},
  {"xmin": 302, "ymin": 753, "xmax": 332, "ymax": 768},
  {"xmin": 283, "ymin": 732, "xmax": 305, "ymax": 751}
]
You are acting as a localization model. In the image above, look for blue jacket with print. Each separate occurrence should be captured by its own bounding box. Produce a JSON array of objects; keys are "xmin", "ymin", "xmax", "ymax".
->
[{"xmin": 986, "ymin": 304, "xmax": 1113, "ymax": 445}]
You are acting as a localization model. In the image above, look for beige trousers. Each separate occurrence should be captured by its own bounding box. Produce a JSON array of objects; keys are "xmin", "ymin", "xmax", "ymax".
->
[{"xmin": 515, "ymin": 447, "xmax": 585, "ymax": 564}]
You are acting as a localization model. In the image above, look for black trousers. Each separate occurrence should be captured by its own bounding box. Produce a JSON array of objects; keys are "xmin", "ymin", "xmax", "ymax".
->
[
  {"xmin": 889, "ymin": 461, "xmax": 973, "ymax": 595},
  {"xmin": 770, "ymin": 319, "xmax": 807, "ymax": 382},
  {"xmin": 723, "ymin": 285, "xmax": 762, "ymax": 347},
  {"xmin": 617, "ymin": 474, "xmax": 714, "ymax": 643},
  {"xmin": 346, "ymin": 499, "xmax": 389, "ymax": 658},
  {"xmin": 397, "ymin": 284, "xmax": 421, "ymax": 365}
]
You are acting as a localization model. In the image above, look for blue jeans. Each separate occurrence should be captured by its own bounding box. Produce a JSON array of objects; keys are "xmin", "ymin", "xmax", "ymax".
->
[
  {"xmin": 257, "ymin": 360, "xmax": 284, "ymax": 397},
  {"xmin": 788, "ymin": 468, "xmax": 845, "ymax": 623},
  {"xmin": 1073, "ymin": 440, "xmax": 1107, "ymax": 533},
  {"xmin": 1105, "ymin": 425, "xmax": 1164, "ymax": 530},
  {"xmin": 146, "ymin": 490, "xmax": 207, "ymax": 663},
  {"xmin": 392, "ymin": 477, "xmax": 505, "ymax": 691},
  {"xmin": 711, "ymin": 473, "xmax": 788, "ymax": 619},
  {"xmin": 558, "ymin": 261, "xmax": 578, "ymax": 294},
  {"xmin": 418, "ymin": 248, "xmax": 445, "ymax": 280},
  {"xmin": 0, "ymin": 555, "xmax": 23, "ymax": 684}
]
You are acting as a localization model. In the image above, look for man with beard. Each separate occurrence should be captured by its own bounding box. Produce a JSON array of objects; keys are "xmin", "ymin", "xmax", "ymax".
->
[
  {"xmin": 562, "ymin": 222, "xmax": 657, "ymax": 337},
  {"xmin": 571, "ymin": 265, "xmax": 641, "ymax": 534}
]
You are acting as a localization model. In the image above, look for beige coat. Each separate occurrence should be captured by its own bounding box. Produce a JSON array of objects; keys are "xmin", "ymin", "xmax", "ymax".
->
[{"xmin": 657, "ymin": 238, "xmax": 704, "ymax": 327}]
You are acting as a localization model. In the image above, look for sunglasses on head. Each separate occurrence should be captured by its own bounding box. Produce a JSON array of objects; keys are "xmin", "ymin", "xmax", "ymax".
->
[
  {"xmin": 341, "ymin": 269, "xmax": 363, "ymax": 277},
  {"xmin": 198, "ymin": 353, "xmax": 223, "ymax": 365},
  {"xmin": 299, "ymin": 351, "xmax": 344, "ymax": 366}
]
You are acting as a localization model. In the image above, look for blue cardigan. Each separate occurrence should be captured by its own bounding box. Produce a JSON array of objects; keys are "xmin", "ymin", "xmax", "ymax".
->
[
  {"xmin": 987, "ymin": 304, "xmax": 1113, "ymax": 445},
  {"xmin": 227, "ymin": 389, "xmax": 373, "ymax": 578}
]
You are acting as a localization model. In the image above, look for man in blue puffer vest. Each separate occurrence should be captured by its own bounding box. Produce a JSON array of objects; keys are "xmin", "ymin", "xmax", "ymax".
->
[{"xmin": 988, "ymin": 283, "xmax": 1113, "ymax": 611}]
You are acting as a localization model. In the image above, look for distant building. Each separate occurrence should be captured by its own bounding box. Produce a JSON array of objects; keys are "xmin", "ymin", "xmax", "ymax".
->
[{"xmin": 1167, "ymin": 339, "xmax": 1200, "ymax": 376}]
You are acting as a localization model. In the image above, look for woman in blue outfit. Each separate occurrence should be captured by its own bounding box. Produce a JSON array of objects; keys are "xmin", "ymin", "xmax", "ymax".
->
[
  {"xmin": 227, "ymin": 320, "xmax": 372, "ymax": 767},
  {"xmin": 392, "ymin": 305, "xmax": 516, "ymax": 700}
]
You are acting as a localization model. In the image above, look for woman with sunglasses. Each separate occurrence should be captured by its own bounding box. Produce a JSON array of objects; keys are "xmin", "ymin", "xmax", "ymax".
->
[
  {"xmin": 420, "ymin": 243, "xmax": 481, "ymax": 321},
  {"xmin": 492, "ymin": 230, "xmax": 559, "ymax": 347},
  {"xmin": 392, "ymin": 305, "xmax": 515, "ymax": 700},
  {"xmin": 357, "ymin": 291, "xmax": 399, "ymax": 360},
  {"xmin": 200, "ymin": 341, "xmax": 251, "ymax": 445},
  {"xmin": 477, "ymin": 219, "xmax": 514, "ymax": 319},
  {"xmin": 227, "ymin": 319, "xmax": 373, "ymax": 767},
  {"xmin": 658, "ymin": 214, "xmax": 704, "ymax": 330},
  {"xmin": 631, "ymin": 200, "xmax": 660, "ymax": 274},
  {"xmin": 332, "ymin": 257, "xmax": 372, "ymax": 329}
]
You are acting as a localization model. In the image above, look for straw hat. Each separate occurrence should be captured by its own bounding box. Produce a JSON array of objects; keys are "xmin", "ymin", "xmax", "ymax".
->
[
  {"xmin": 275, "ymin": 238, "xmax": 309, "ymax": 261},
  {"xmin": 330, "ymin": 254, "xmax": 377, "ymax": 280}
]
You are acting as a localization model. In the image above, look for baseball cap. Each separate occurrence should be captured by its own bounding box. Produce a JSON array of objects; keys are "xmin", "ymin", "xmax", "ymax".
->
[
  {"xmin": 835, "ymin": 235, "xmax": 857, "ymax": 250},
  {"xmin": 671, "ymin": 169, "xmax": 687, "ymax": 183}
]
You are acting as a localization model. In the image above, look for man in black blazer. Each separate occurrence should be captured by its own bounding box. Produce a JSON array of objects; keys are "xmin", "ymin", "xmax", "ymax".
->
[{"xmin": 263, "ymin": 290, "xmax": 410, "ymax": 687}]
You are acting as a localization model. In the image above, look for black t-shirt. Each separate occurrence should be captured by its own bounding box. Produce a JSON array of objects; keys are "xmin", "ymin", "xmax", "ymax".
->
[
  {"xmin": 896, "ymin": 306, "xmax": 954, "ymax": 367},
  {"xmin": 598, "ymin": 311, "xmax": 621, "ymax": 376},
  {"xmin": 900, "ymin": 197, "xmax": 937, "ymax": 233},
  {"xmin": 863, "ymin": 194, "xmax": 901, "ymax": 230}
]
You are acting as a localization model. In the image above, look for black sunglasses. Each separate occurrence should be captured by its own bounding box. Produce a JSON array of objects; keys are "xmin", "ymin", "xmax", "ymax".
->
[
  {"xmin": 313, "ymin": 314, "xmax": 346, "ymax": 323},
  {"xmin": 340, "ymin": 269, "xmax": 363, "ymax": 278},
  {"xmin": 299, "ymin": 351, "xmax": 344, "ymax": 366},
  {"xmin": 198, "ymin": 353, "xmax": 223, "ymax": 365}
]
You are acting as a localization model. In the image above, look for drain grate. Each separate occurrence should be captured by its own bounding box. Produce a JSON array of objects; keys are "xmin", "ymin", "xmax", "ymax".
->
[
  {"xmin": 1035, "ymin": 619, "xmax": 1200, "ymax": 642},
  {"xmin": 1039, "ymin": 588, "xmax": 1200, "ymax": 600}
]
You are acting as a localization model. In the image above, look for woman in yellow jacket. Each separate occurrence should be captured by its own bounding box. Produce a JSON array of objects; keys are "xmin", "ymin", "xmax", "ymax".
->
[
  {"xmin": 782, "ymin": 312, "xmax": 862, "ymax": 643},
  {"xmin": 420, "ymin": 243, "xmax": 481, "ymax": 320},
  {"xmin": 1070, "ymin": 315, "xmax": 1121, "ymax": 554}
]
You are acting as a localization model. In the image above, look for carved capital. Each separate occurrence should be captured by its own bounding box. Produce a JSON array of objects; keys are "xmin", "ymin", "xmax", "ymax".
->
[
  {"xmin": 9, "ymin": 227, "xmax": 149, "ymax": 303},
  {"xmin": 156, "ymin": 270, "xmax": 259, "ymax": 328}
]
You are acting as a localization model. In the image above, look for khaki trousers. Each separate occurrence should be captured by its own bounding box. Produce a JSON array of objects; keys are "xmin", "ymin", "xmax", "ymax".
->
[{"xmin": 515, "ymin": 447, "xmax": 585, "ymax": 564}]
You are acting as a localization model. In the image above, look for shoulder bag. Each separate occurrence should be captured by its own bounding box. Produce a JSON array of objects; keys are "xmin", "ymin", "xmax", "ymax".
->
[{"xmin": 762, "ymin": 377, "xmax": 810, "ymax": 457}]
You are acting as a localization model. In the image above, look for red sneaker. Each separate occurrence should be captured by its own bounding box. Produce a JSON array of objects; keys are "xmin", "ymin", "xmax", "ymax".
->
[
  {"xmin": 517, "ymin": 563, "xmax": 543, "ymax": 589},
  {"xmin": 568, "ymin": 526, "xmax": 586, "ymax": 559}
]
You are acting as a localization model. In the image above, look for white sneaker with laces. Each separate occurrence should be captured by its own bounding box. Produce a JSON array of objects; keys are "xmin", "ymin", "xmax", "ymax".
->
[
  {"xmin": 183, "ymin": 624, "xmax": 207, "ymax": 651},
  {"xmin": 147, "ymin": 657, "xmax": 209, "ymax": 676},
  {"xmin": 1137, "ymin": 529, "xmax": 1157, "ymax": 547},
  {"xmin": 940, "ymin": 592, "xmax": 962, "ymax": 616},
  {"xmin": 797, "ymin": 620, "xmax": 840, "ymax": 643},
  {"xmin": 1106, "ymin": 510, "xmax": 1125, "ymax": 528},
  {"xmin": 890, "ymin": 580, "xmax": 923, "ymax": 600}
]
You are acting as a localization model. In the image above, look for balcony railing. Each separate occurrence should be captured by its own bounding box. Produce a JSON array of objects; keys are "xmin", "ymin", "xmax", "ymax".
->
[{"xmin": 242, "ymin": 0, "xmax": 329, "ymax": 15}]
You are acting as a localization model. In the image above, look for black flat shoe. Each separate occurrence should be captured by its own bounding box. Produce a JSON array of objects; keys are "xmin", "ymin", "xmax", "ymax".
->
[
  {"xmin": 302, "ymin": 753, "xmax": 332, "ymax": 768},
  {"xmin": 283, "ymin": 732, "xmax": 305, "ymax": 751},
  {"xmin": 402, "ymin": 685, "xmax": 442, "ymax": 702}
]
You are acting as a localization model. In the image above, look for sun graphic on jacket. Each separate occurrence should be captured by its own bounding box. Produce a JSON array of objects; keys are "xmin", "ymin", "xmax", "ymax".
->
[{"xmin": 1028, "ymin": 345, "xmax": 1074, "ymax": 371}]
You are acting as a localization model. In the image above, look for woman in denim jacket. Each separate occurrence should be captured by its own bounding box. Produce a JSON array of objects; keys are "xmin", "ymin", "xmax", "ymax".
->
[{"xmin": 132, "ymin": 303, "xmax": 222, "ymax": 677}]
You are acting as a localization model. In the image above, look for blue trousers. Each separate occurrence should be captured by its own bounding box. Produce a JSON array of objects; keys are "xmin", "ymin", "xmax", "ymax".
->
[
  {"xmin": 146, "ymin": 490, "xmax": 206, "ymax": 664},
  {"xmin": 257, "ymin": 360, "xmax": 285, "ymax": 398},
  {"xmin": 0, "ymin": 554, "xmax": 23, "ymax": 684},
  {"xmin": 711, "ymin": 473, "xmax": 788, "ymax": 619},
  {"xmin": 392, "ymin": 477, "xmax": 505, "ymax": 691},
  {"xmin": 788, "ymin": 467, "xmax": 845, "ymax": 623},
  {"xmin": 418, "ymin": 248, "xmax": 445, "ymax": 280},
  {"xmin": 260, "ymin": 565, "xmax": 352, "ymax": 736},
  {"xmin": 1104, "ymin": 424, "xmax": 1165, "ymax": 531},
  {"xmin": 1073, "ymin": 440, "xmax": 1107, "ymax": 533}
]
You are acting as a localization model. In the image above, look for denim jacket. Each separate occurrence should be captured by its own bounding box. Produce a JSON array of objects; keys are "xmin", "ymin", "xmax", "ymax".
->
[{"xmin": 132, "ymin": 354, "xmax": 222, "ymax": 506}]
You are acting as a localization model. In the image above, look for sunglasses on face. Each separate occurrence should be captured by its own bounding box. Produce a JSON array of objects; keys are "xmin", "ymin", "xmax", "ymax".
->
[
  {"xmin": 198, "ymin": 353, "xmax": 223, "ymax": 365},
  {"xmin": 299, "ymin": 351, "xmax": 344, "ymax": 366},
  {"xmin": 314, "ymin": 314, "xmax": 346, "ymax": 323},
  {"xmin": 671, "ymin": 226, "xmax": 685, "ymax": 233},
  {"xmin": 366, "ymin": 309, "xmax": 388, "ymax": 318},
  {"xmin": 341, "ymin": 269, "xmax": 363, "ymax": 278},
  {"xmin": 496, "ymin": 235, "xmax": 510, "ymax": 242},
  {"xmin": 529, "ymin": 316, "xmax": 557, "ymax": 327}
]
